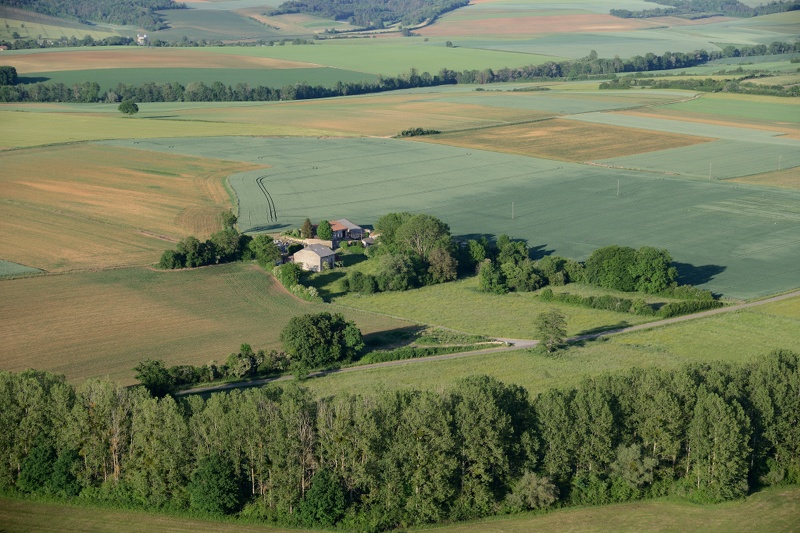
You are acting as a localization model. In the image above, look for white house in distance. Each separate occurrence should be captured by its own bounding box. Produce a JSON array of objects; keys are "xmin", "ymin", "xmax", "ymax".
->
[
  {"xmin": 293, "ymin": 244, "xmax": 335, "ymax": 272},
  {"xmin": 329, "ymin": 218, "xmax": 364, "ymax": 240}
]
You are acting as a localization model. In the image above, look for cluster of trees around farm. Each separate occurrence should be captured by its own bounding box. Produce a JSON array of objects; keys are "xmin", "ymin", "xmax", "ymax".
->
[
  {"xmin": 270, "ymin": 0, "xmax": 469, "ymax": 29},
  {"xmin": 339, "ymin": 212, "xmax": 459, "ymax": 294},
  {"xmin": 2, "ymin": 0, "xmax": 186, "ymax": 31},
  {"xmin": 600, "ymin": 73, "xmax": 800, "ymax": 97},
  {"xmin": 2, "ymin": 350, "xmax": 799, "ymax": 529},
  {"xmin": 157, "ymin": 211, "xmax": 281, "ymax": 270},
  {"xmin": 610, "ymin": 0, "xmax": 799, "ymax": 19},
  {"xmin": 3, "ymin": 41, "xmax": 799, "ymax": 102}
]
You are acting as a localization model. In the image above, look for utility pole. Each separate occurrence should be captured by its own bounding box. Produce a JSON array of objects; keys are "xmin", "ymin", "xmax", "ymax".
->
[
  {"xmin": 512, "ymin": 201, "xmax": 515, "ymax": 220},
  {"xmin": 617, "ymin": 179, "xmax": 620, "ymax": 197}
]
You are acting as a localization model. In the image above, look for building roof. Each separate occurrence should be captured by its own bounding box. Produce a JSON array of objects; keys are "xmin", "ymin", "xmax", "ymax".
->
[
  {"xmin": 333, "ymin": 218, "xmax": 361, "ymax": 231},
  {"xmin": 329, "ymin": 221, "xmax": 348, "ymax": 232},
  {"xmin": 302, "ymin": 244, "xmax": 335, "ymax": 258}
]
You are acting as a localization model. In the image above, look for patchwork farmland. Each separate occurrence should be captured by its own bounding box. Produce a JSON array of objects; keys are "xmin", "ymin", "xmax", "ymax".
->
[{"xmin": 103, "ymin": 131, "xmax": 800, "ymax": 301}]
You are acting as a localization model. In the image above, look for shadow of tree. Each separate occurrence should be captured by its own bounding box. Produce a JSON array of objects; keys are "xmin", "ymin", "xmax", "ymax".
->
[
  {"xmin": 361, "ymin": 325, "xmax": 426, "ymax": 350},
  {"xmin": 673, "ymin": 262, "xmax": 726, "ymax": 286},
  {"xmin": 246, "ymin": 223, "xmax": 291, "ymax": 233},
  {"xmin": 574, "ymin": 321, "xmax": 631, "ymax": 337}
]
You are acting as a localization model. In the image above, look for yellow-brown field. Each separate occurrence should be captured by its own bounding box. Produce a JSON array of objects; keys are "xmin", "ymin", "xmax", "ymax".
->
[
  {"xmin": 0, "ymin": 263, "xmax": 411, "ymax": 384},
  {"xmin": 417, "ymin": 14, "xmax": 660, "ymax": 37},
  {"xmin": 731, "ymin": 167, "xmax": 800, "ymax": 189},
  {"xmin": 417, "ymin": 118, "xmax": 712, "ymax": 162},
  {"xmin": 0, "ymin": 144, "xmax": 262, "ymax": 271},
  {"xmin": 160, "ymin": 95, "xmax": 555, "ymax": 136},
  {"xmin": 6, "ymin": 48, "xmax": 318, "ymax": 74}
]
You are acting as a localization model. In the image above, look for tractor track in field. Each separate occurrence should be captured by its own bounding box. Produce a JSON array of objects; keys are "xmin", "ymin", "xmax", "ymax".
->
[{"xmin": 176, "ymin": 288, "xmax": 800, "ymax": 396}]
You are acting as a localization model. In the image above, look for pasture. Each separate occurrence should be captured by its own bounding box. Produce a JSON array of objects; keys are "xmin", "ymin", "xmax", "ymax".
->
[
  {"xmin": 0, "ymin": 144, "xmax": 261, "ymax": 271},
  {"xmin": 0, "ymin": 6, "xmax": 117, "ymax": 41},
  {"xmin": 2, "ymin": 486, "xmax": 798, "ymax": 533},
  {"xmin": 303, "ymin": 294, "xmax": 800, "ymax": 400},
  {"xmin": 0, "ymin": 263, "xmax": 411, "ymax": 385},
  {"xmin": 102, "ymin": 135, "xmax": 800, "ymax": 300}
]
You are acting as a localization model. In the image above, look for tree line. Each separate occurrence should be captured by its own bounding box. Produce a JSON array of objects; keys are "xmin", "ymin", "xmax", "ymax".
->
[
  {"xmin": 3, "ymin": 0, "xmax": 186, "ymax": 31},
  {"xmin": 2, "ymin": 41, "xmax": 798, "ymax": 103},
  {"xmin": 1, "ymin": 350, "xmax": 798, "ymax": 530},
  {"xmin": 610, "ymin": 0, "xmax": 799, "ymax": 19},
  {"xmin": 600, "ymin": 73, "xmax": 800, "ymax": 97},
  {"xmin": 269, "ymin": 0, "xmax": 469, "ymax": 29}
]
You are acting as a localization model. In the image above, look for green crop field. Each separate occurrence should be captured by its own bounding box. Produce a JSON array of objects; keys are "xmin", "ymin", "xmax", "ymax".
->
[
  {"xmin": 0, "ymin": 263, "xmax": 412, "ymax": 385},
  {"xmin": 205, "ymin": 42, "xmax": 559, "ymax": 76},
  {"xmin": 0, "ymin": 259, "xmax": 42, "ymax": 278},
  {"xmin": 302, "ymin": 294, "xmax": 800, "ymax": 400},
  {"xmin": 101, "ymin": 135, "xmax": 800, "ymax": 300},
  {"xmin": 25, "ymin": 67, "xmax": 375, "ymax": 92},
  {"xmin": 2, "ymin": 486, "xmax": 798, "ymax": 533}
]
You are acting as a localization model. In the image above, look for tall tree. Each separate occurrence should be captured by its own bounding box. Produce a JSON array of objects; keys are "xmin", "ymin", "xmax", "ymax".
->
[
  {"xmin": 534, "ymin": 309, "xmax": 567, "ymax": 353},
  {"xmin": 317, "ymin": 220, "xmax": 333, "ymax": 241}
]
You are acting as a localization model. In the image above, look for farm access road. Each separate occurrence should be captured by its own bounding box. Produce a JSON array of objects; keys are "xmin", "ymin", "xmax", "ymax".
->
[{"xmin": 176, "ymin": 288, "xmax": 800, "ymax": 396}]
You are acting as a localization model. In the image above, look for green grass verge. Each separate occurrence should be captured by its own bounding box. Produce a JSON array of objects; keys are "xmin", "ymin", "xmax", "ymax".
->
[
  {"xmin": 301, "ymin": 294, "xmax": 800, "ymax": 399},
  {"xmin": 1, "ymin": 485, "xmax": 797, "ymax": 533}
]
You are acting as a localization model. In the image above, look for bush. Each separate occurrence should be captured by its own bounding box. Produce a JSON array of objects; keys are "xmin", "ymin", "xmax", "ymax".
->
[
  {"xmin": 188, "ymin": 454, "xmax": 243, "ymax": 515},
  {"xmin": 658, "ymin": 299, "xmax": 723, "ymax": 318},
  {"xmin": 505, "ymin": 472, "xmax": 559, "ymax": 511}
]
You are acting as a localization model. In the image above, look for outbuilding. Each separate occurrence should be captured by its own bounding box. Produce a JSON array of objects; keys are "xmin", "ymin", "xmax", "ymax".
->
[{"xmin": 293, "ymin": 244, "xmax": 335, "ymax": 272}]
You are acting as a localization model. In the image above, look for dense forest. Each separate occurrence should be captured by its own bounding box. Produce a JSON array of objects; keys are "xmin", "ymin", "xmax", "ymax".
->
[
  {"xmin": 0, "ymin": 0, "xmax": 186, "ymax": 30},
  {"xmin": 269, "ymin": 0, "xmax": 469, "ymax": 29},
  {"xmin": 2, "ymin": 42, "xmax": 798, "ymax": 104},
  {"xmin": 610, "ymin": 0, "xmax": 799, "ymax": 19},
  {"xmin": 1, "ymin": 350, "xmax": 798, "ymax": 530}
]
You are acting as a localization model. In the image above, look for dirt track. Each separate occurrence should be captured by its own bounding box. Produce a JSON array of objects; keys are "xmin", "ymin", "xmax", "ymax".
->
[{"xmin": 177, "ymin": 288, "xmax": 800, "ymax": 396}]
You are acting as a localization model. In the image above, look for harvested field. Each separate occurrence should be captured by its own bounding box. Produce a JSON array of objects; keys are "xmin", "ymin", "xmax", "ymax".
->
[
  {"xmin": 417, "ymin": 14, "xmax": 661, "ymax": 37},
  {"xmin": 731, "ymin": 168, "xmax": 800, "ymax": 190},
  {"xmin": 5, "ymin": 48, "xmax": 318, "ymax": 74},
  {"xmin": 420, "ymin": 119, "xmax": 712, "ymax": 162},
  {"xmin": 0, "ymin": 263, "xmax": 411, "ymax": 384},
  {"xmin": 0, "ymin": 144, "xmax": 261, "ymax": 271}
]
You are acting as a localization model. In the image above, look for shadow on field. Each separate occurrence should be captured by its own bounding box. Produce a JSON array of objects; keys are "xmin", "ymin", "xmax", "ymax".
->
[
  {"xmin": 362, "ymin": 325, "xmax": 426, "ymax": 351},
  {"xmin": 247, "ymin": 223, "xmax": 291, "ymax": 233},
  {"xmin": 529, "ymin": 244, "xmax": 556, "ymax": 260},
  {"xmin": 673, "ymin": 262, "xmax": 726, "ymax": 286},
  {"xmin": 18, "ymin": 76, "xmax": 49, "ymax": 84},
  {"xmin": 574, "ymin": 321, "xmax": 632, "ymax": 338}
]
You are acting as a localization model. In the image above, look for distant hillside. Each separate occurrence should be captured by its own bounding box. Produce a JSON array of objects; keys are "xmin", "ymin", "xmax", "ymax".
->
[
  {"xmin": 270, "ymin": 0, "xmax": 469, "ymax": 29},
  {"xmin": 610, "ymin": 0, "xmax": 800, "ymax": 19},
  {"xmin": 0, "ymin": 0, "xmax": 187, "ymax": 31}
]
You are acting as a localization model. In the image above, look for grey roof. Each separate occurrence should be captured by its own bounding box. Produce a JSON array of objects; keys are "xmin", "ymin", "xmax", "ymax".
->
[
  {"xmin": 304, "ymin": 244, "xmax": 335, "ymax": 257},
  {"xmin": 333, "ymin": 218, "xmax": 362, "ymax": 231}
]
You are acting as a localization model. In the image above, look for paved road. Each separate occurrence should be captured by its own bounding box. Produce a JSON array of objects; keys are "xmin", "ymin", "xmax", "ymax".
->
[{"xmin": 177, "ymin": 289, "xmax": 800, "ymax": 396}]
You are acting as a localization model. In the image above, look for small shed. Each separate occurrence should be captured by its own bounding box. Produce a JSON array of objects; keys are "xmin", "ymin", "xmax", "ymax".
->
[{"xmin": 293, "ymin": 244, "xmax": 335, "ymax": 272}]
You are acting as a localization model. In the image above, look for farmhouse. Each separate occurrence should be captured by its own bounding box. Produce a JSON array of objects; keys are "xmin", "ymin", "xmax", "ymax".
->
[
  {"xmin": 293, "ymin": 244, "xmax": 335, "ymax": 272},
  {"xmin": 330, "ymin": 218, "xmax": 364, "ymax": 240}
]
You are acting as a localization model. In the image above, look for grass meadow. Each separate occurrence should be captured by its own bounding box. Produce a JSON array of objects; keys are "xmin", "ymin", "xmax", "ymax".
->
[
  {"xmin": 0, "ymin": 263, "xmax": 412, "ymax": 385},
  {"xmin": 0, "ymin": 144, "xmax": 261, "ymax": 271},
  {"xmin": 302, "ymin": 293, "xmax": 800, "ymax": 399},
  {"xmin": 0, "ymin": 259, "xmax": 41, "ymax": 278},
  {"xmin": 102, "ymin": 135, "xmax": 800, "ymax": 300},
  {"xmin": 2, "ymin": 486, "xmax": 797, "ymax": 533}
]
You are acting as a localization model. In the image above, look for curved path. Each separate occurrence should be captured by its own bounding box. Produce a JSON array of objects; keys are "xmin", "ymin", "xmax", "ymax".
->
[{"xmin": 177, "ymin": 289, "xmax": 800, "ymax": 396}]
